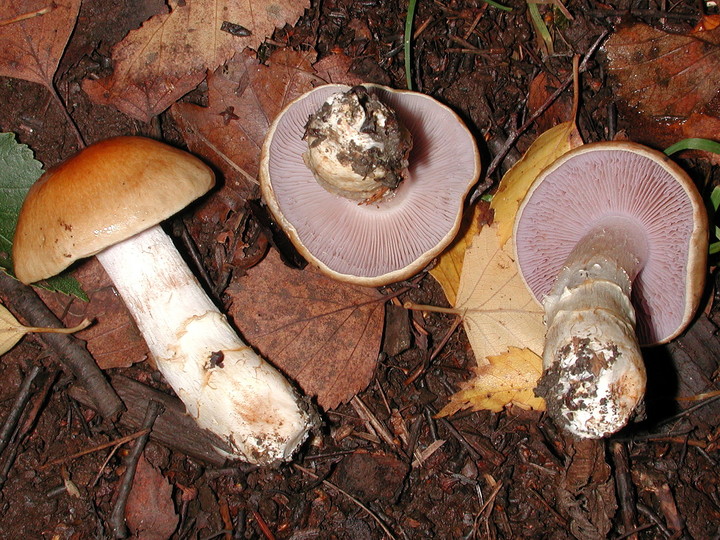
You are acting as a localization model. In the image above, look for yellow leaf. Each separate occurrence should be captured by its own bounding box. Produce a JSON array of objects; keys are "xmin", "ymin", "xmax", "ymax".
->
[
  {"xmin": 429, "ymin": 202, "xmax": 491, "ymax": 305},
  {"xmin": 437, "ymin": 347, "xmax": 545, "ymax": 416},
  {"xmin": 456, "ymin": 223, "xmax": 546, "ymax": 363},
  {"xmin": 0, "ymin": 303, "xmax": 91, "ymax": 355},
  {"xmin": 490, "ymin": 121, "xmax": 583, "ymax": 246}
]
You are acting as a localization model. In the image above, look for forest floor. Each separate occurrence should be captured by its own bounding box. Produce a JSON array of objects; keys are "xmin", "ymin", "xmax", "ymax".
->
[{"xmin": 0, "ymin": 0, "xmax": 719, "ymax": 538}]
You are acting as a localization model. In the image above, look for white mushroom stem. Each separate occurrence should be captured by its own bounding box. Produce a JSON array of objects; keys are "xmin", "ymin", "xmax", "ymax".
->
[
  {"xmin": 95, "ymin": 225, "xmax": 314, "ymax": 464},
  {"xmin": 538, "ymin": 216, "xmax": 648, "ymax": 438}
]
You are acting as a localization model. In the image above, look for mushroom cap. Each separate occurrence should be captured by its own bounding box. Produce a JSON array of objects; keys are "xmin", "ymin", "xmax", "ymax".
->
[
  {"xmin": 13, "ymin": 136, "xmax": 215, "ymax": 284},
  {"xmin": 514, "ymin": 141, "xmax": 708, "ymax": 345},
  {"xmin": 260, "ymin": 84, "xmax": 481, "ymax": 287}
]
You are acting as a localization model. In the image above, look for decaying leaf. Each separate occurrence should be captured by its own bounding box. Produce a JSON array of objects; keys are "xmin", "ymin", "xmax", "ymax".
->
[
  {"xmin": 125, "ymin": 454, "xmax": 179, "ymax": 540},
  {"xmin": 0, "ymin": 1, "xmax": 81, "ymax": 89},
  {"xmin": 604, "ymin": 23, "xmax": 720, "ymax": 148},
  {"xmin": 172, "ymin": 49, "xmax": 363, "ymax": 203},
  {"xmin": 437, "ymin": 347, "xmax": 545, "ymax": 416},
  {"xmin": 490, "ymin": 121, "xmax": 582, "ymax": 247},
  {"xmin": 172, "ymin": 48, "xmax": 319, "ymax": 202},
  {"xmin": 83, "ymin": 0, "xmax": 310, "ymax": 122},
  {"xmin": 226, "ymin": 250, "xmax": 385, "ymax": 410},
  {"xmin": 429, "ymin": 202, "xmax": 492, "ymax": 306},
  {"xmin": 455, "ymin": 223, "xmax": 546, "ymax": 363},
  {"xmin": 0, "ymin": 301, "xmax": 89, "ymax": 355},
  {"xmin": 605, "ymin": 24, "xmax": 720, "ymax": 119}
]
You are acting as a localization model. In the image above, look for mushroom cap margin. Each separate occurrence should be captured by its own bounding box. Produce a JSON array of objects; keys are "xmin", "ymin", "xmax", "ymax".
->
[{"xmin": 13, "ymin": 136, "xmax": 215, "ymax": 284}]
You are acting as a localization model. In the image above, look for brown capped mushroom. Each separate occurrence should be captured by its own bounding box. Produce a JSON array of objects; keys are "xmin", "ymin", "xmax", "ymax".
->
[
  {"xmin": 13, "ymin": 136, "xmax": 315, "ymax": 464},
  {"xmin": 260, "ymin": 84, "xmax": 481, "ymax": 287},
  {"xmin": 514, "ymin": 141, "xmax": 708, "ymax": 438}
]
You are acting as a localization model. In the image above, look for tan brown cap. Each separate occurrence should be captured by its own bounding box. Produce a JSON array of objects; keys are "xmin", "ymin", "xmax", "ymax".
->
[{"xmin": 13, "ymin": 136, "xmax": 215, "ymax": 284}]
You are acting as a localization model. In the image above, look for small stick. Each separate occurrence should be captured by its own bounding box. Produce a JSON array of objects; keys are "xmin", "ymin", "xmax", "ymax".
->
[
  {"xmin": 40, "ymin": 428, "xmax": 150, "ymax": 470},
  {"xmin": 0, "ymin": 272, "xmax": 123, "ymax": 419},
  {"xmin": 470, "ymin": 30, "xmax": 608, "ymax": 201},
  {"xmin": 0, "ymin": 369, "xmax": 58, "ymax": 490},
  {"xmin": 109, "ymin": 400, "xmax": 163, "ymax": 539},
  {"xmin": 0, "ymin": 5, "xmax": 53, "ymax": 26},
  {"xmin": 294, "ymin": 464, "xmax": 398, "ymax": 540},
  {"xmin": 611, "ymin": 440, "xmax": 639, "ymax": 540},
  {"xmin": 0, "ymin": 365, "xmax": 42, "ymax": 457}
]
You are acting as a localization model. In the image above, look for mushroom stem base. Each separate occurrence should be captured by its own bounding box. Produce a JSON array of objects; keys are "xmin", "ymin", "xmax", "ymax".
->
[
  {"xmin": 538, "ymin": 219, "xmax": 647, "ymax": 438},
  {"xmin": 96, "ymin": 225, "xmax": 314, "ymax": 464}
]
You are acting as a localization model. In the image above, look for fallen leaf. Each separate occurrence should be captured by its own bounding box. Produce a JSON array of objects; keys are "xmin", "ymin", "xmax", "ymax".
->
[
  {"xmin": 0, "ymin": 1, "xmax": 81, "ymax": 89},
  {"xmin": 0, "ymin": 301, "xmax": 89, "ymax": 355},
  {"xmin": 490, "ymin": 121, "xmax": 582, "ymax": 247},
  {"xmin": 455, "ymin": 223, "xmax": 546, "ymax": 363},
  {"xmin": 527, "ymin": 70, "xmax": 574, "ymax": 134},
  {"xmin": 437, "ymin": 347, "xmax": 545, "ymax": 416},
  {"xmin": 125, "ymin": 454, "xmax": 179, "ymax": 540},
  {"xmin": 226, "ymin": 249, "xmax": 385, "ymax": 410},
  {"xmin": 83, "ymin": 0, "xmax": 309, "ymax": 122},
  {"xmin": 172, "ymin": 48, "xmax": 319, "ymax": 203},
  {"xmin": 429, "ymin": 202, "xmax": 492, "ymax": 306},
  {"xmin": 604, "ymin": 24, "xmax": 720, "ymax": 119}
]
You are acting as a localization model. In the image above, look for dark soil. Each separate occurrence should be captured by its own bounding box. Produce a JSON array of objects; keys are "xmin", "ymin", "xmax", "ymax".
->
[{"xmin": 1, "ymin": 0, "xmax": 719, "ymax": 539}]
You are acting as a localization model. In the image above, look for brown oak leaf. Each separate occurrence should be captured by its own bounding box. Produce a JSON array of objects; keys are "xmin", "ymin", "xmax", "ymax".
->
[
  {"xmin": 82, "ymin": 0, "xmax": 309, "ymax": 122},
  {"xmin": 226, "ymin": 249, "xmax": 385, "ymax": 410},
  {"xmin": 0, "ymin": 1, "xmax": 81, "ymax": 89}
]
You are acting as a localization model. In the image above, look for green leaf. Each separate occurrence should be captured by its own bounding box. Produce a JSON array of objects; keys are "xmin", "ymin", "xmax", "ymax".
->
[
  {"xmin": 710, "ymin": 186, "xmax": 720, "ymax": 212},
  {"xmin": 0, "ymin": 133, "xmax": 43, "ymax": 272},
  {"xmin": 664, "ymin": 138, "xmax": 720, "ymax": 156},
  {"xmin": 0, "ymin": 134, "xmax": 87, "ymax": 300}
]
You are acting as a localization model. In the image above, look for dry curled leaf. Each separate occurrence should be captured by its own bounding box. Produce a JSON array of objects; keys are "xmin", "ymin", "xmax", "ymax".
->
[
  {"xmin": 0, "ymin": 1, "xmax": 81, "ymax": 89},
  {"xmin": 125, "ymin": 454, "xmax": 179, "ymax": 540},
  {"xmin": 83, "ymin": 0, "xmax": 309, "ymax": 122},
  {"xmin": 226, "ymin": 249, "xmax": 385, "ymax": 410},
  {"xmin": 437, "ymin": 346, "xmax": 545, "ymax": 416},
  {"xmin": 0, "ymin": 300, "xmax": 89, "ymax": 355}
]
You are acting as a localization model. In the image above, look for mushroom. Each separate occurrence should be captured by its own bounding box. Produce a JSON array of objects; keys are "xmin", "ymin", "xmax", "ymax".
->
[
  {"xmin": 514, "ymin": 141, "xmax": 708, "ymax": 438},
  {"xmin": 260, "ymin": 84, "xmax": 481, "ymax": 286},
  {"xmin": 12, "ymin": 136, "xmax": 315, "ymax": 464}
]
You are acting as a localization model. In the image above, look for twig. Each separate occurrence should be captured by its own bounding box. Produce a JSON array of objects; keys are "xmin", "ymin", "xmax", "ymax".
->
[
  {"xmin": 350, "ymin": 396, "xmax": 401, "ymax": 452},
  {"xmin": 109, "ymin": 400, "xmax": 163, "ymax": 539},
  {"xmin": 0, "ymin": 272, "xmax": 123, "ymax": 419},
  {"xmin": 40, "ymin": 428, "xmax": 150, "ymax": 470},
  {"xmin": 0, "ymin": 369, "xmax": 59, "ymax": 490},
  {"xmin": 0, "ymin": 365, "xmax": 42, "ymax": 457},
  {"xmin": 0, "ymin": 5, "xmax": 54, "ymax": 26},
  {"xmin": 470, "ymin": 30, "xmax": 609, "ymax": 202},
  {"xmin": 611, "ymin": 440, "xmax": 639, "ymax": 540},
  {"xmin": 294, "ymin": 464, "xmax": 398, "ymax": 540}
]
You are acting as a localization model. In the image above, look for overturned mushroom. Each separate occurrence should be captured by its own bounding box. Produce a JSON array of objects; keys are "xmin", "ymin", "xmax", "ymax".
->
[
  {"xmin": 260, "ymin": 84, "xmax": 481, "ymax": 286},
  {"xmin": 13, "ymin": 136, "xmax": 315, "ymax": 464},
  {"xmin": 514, "ymin": 142, "xmax": 708, "ymax": 438}
]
